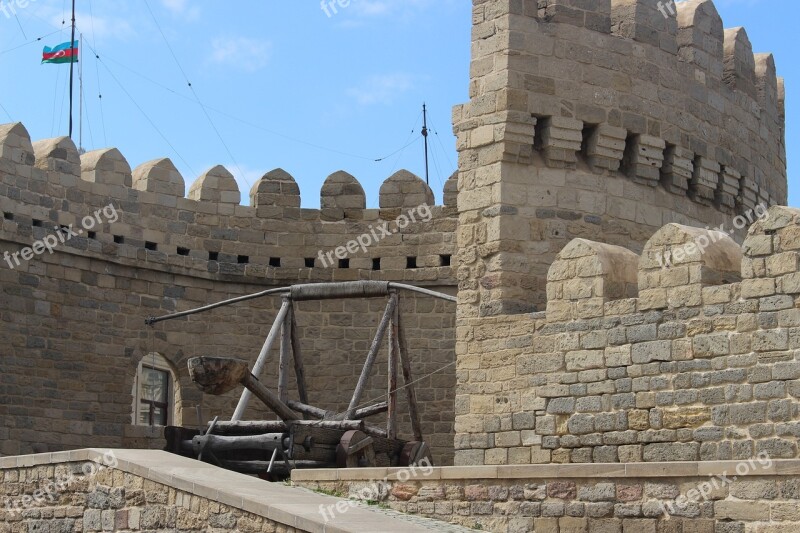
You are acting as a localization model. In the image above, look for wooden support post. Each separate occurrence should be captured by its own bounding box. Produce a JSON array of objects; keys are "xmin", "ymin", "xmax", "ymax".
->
[
  {"xmin": 192, "ymin": 433, "xmax": 287, "ymax": 455},
  {"xmin": 387, "ymin": 291, "xmax": 399, "ymax": 440},
  {"xmin": 397, "ymin": 310, "xmax": 423, "ymax": 441},
  {"xmin": 278, "ymin": 297, "xmax": 291, "ymax": 403},
  {"xmin": 209, "ymin": 420, "xmax": 288, "ymax": 434},
  {"xmin": 289, "ymin": 301, "xmax": 309, "ymax": 406},
  {"xmin": 286, "ymin": 399, "xmax": 329, "ymax": 420},
  {"xmin": 345, "ymin": 293, "xmax": 398, "ymax": 420},
  {"xmin": 354, "ymin": 401, "xmax": 388, "ymax": 419},
  {"xmin": 233, "ymin": 300, "xmax": 291, "ymax": 421},
  {"xmin": 241, "ymin": 372, "xmax": 299, "ymax": 423},
  {"xmin": 210, "ymin": 419, "xmax": 367, "ymax": 435}
]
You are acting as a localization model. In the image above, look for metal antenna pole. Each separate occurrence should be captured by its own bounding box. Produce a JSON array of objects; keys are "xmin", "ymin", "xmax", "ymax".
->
[
  {"xmin": 68, "ymin": 0, "xmax": 76, "ymax": 139},
  {"xmin": 422, "ymin": 103, "xmax": 430, "ymax": 185}
]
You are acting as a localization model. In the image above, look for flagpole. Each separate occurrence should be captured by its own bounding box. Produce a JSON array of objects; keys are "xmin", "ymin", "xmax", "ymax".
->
[
  {"xmin": 422, "ymin": 103, "xmax": 430, "ymax": 186},
  {"xmin": 78, "ymin": 33, "xmax": 83, "ymax": 153},
  {"xmin": 68, "ymin": 0, "xmax": 76, "ymax": 139}
]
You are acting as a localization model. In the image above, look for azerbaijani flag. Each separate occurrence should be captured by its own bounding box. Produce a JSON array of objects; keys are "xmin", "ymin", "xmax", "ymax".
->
[{"xmin": 42, "ymin": 41, "xmax": 79, "ymax": 64}]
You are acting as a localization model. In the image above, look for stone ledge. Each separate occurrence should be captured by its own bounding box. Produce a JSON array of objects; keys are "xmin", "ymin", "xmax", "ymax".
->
[
  {"xmin": 0, "ymin": 448, "xmax": 457, "ymax": 533},
  {"xmin": 291, "ymin": 460, "xmax": 800, "ymax": 483}
]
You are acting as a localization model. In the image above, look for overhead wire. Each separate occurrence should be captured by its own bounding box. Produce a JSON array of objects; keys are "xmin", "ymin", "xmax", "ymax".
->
[
  {"xmin": 73, "ymin": 48, "xmax": 421, "ymax": 164},
  {"xmin": 375, "ymin": 109, "xmax": 422, "ymax": 163},
  {"xmin": 13, "ymin": 12, "xmax": 27, "ymax": 39},
  {"xmin": 389, "ymin": 137, "xmax": 421, "ymax": 177},
  {"xmin": 88, "ymin": 0, "xmax": 107, "ymax": 146},
  {"xmin": 1, "ymin": 4, "xmax": 436, "ymax": 178},
  {"xmin": 80, "ymin": 38, "xmax": 196, "ymax": 175},
  {"xmin": 81, "ymin": 83, "xmax": 95, "ymax": 149},
  {"xmin": 0, "ymin": 29, "xmax": 62, "ymax": 56},
  {"xmin": 0, "ymin": 102, "xmax": 13, "ymax": 122},
  {"xmin": 431, "ymin": 124, "xmax": 457, "ymax": 176},
  {"xmin": 84, "ymin": 41, "xmax": 413, "ymax": 175},
  {"xmin": 373, "ymin": 136, "xmax": 423, "ymax": 163},
  {"xmin": 57, "ymin": 71, "xmax": 69, "ymax": 135},
  {"xmin": 428, "ymin": 134, "xmax": 445, "ymax": 191},
  {"xmin": 421, "ymin": 107, "xmax": 445, "ymax": 189},
  {"xmin": 386, "ymin": 110, "xmax": 424, "ymax": 175},
  {"xmin": 49, "ymin": 63, "xmax": 63, "ymax": 136},
  {"xmin": 143, "ymin": 0, "xmax": 252, "ymax": 190}
]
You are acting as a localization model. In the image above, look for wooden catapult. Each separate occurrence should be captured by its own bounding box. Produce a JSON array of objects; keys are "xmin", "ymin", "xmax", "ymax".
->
[{"xmin": 148, "ymin": 280, "xmax": 455, "ymax": 478}]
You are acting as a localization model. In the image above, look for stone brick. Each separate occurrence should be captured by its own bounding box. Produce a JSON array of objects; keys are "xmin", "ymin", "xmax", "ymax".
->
[
  {"xmin": 548, "ymin": 481, "xmax": 577, "ymax": 500},
  {"xmin": 713, "ymin": 501, "xmax": 770, "ymax": 521}
]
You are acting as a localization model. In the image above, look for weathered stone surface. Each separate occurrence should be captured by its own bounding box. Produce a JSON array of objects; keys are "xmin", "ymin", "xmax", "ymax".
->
[{"xmin": 456, "ymin": 206, "xmax": 800, "ymax": 467}]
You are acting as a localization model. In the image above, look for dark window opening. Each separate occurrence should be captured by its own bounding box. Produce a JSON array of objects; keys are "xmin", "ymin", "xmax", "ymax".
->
[
  {"xmin": 305, "ymin": 258, "xmax": 315, "ymax": 268},
  {"xmin": 138, "ymin": 366, "xmax": 170, "ymax": 427},
  {"xmin": 372, "ymin": 258, "xmax": 381, "ymax": 271},
  {"xmin": 269, "ymin": 257, "xmax": 281, "ymax": 267},
  {"xmin": 113, "ymin": 235, "xmax": 125, "ymax": 244},
  {"xmin": 440, "ymin": 254, "xmax": 452, "ymax": 266},
  {"xmin": 140, "ymin": 399, "xmax": 168, "ymax": 426},
  {"xmin": 407, "ymin": 256, "xmax": 417, "ymax": 269},
  {"xmin": 3, "ymin": 212, "xmax": 13, "ymax": 220},
  {"xmin": 533, "ymin": 115, "xmax": 548, "ymax": 152},
  {"xmin": 87, "ymin": 231, "xmax": 97, "ymax": 240},
  {"xmin": 580, "ymin": 124, "xmax": 598, "ymax": 158},
  {"xmin": 32, "ymin": 219, "xmax": 43, "ymax": 227},
  {"xmin": 339, "ymin": 258, "xmax": 350, "ymax": 269},
  {"xmin": 145, "ymin": 242, "xmax": 158, "ymax": 251},
  {"xmin": 208, "ymin": 251, "xmax": 219, "ymax": 261},
  {"xmin": 177, "ymin": 247, "xmax": 190, "ymax": 256},
  {"xmin": 238, "ymin": 255, "xmax": 250, "ymax": 264}
]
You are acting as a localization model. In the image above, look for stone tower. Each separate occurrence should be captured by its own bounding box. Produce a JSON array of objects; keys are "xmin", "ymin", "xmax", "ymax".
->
[{"xmin": 454, "ymin": 0, "xmax": 787, "ymax": 317}]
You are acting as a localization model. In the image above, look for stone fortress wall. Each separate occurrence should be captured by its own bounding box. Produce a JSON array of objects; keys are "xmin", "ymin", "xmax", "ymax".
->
[
  {"xmin": 451, "ymin": 0, "xmax": 797, "ymax": 467},
  {"xmin": 0, "ymin": 122, "xmax": 459, "ymax": 464},
  {"xmin": 455, "ymin": 205, "xmax": 800, "ymax": 466},
  {"xmin": 454, "ymin": 0, "xmax": 787, "ymax": 316},
  {"xmin": 0, "ymin": 0, "xmax": 795, "ymax": 492}
]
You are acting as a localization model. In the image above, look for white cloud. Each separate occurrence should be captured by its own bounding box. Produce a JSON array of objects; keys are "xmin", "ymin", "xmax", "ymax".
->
[
  {"xmin": 347, "ymin": 73, "xmax": 415, "ymax": 106},
  {"xmin": 210, "ymin": 37, "xmax": 271, "ymax": 73},
  {"xmin": 161, "ymin": 0, "xmax": 200, "ymax": 21},
  {"xmin": 75, "ymin": 11, "xmax": 135, "ymax": 42}
]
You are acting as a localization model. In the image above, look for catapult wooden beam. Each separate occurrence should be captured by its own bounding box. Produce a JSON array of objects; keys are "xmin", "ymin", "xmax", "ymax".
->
[
  {"xmin": 189, "ymin": 356, "xmax": 299, "ymax": 423},
  {"xmin": 232, "ymin": 300, "xmax": 291, "ymax": 421}
]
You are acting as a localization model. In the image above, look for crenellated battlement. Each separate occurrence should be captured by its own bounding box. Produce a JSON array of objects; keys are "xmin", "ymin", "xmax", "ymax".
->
[
  {"xmin": 459, "ymin": 0, "xmax": 785, "ymax": 205},
  {"xmin": 545, "ymin": 205, "xmax": 799, "ymax": 321},
  {"xmin": 455, "ymin": 205, "xmax": 800, "ymax": 466},
  {"xmin": 0, "ymin": 122, "xmax": 457, "ymax": 282},
  {"xmin": 454, "ymin": 0, "xmax": 787, "ymax": 316}
]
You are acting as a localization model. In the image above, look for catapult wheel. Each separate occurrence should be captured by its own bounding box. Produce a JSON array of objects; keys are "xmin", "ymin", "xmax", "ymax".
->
[
  {"xmin": 399, "ymin": 441, "xmax": 433, "ymax": 467},
  {"xmin": 336, "ymin": 430, "xmax": 377, "ymax": 468}
]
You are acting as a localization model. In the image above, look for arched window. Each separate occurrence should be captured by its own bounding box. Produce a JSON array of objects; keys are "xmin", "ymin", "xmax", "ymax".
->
[{"xmin": 133, "ymin": 353, "xmax": 178, "ymax": 426}]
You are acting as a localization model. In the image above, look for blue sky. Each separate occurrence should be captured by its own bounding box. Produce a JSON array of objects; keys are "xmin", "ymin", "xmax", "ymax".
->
[{"xmin": 0, "ymin": 0, "xmax": 796, "ymax": 208}]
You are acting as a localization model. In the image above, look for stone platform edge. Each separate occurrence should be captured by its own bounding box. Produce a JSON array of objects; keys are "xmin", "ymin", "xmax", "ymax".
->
[
  {"xmin": 290, "ymin": 460, "xmax": 800, "ymax": 482},
  {"xmin": 0, "ymin": 448, "xmax": 452, "ymax": 533}
]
